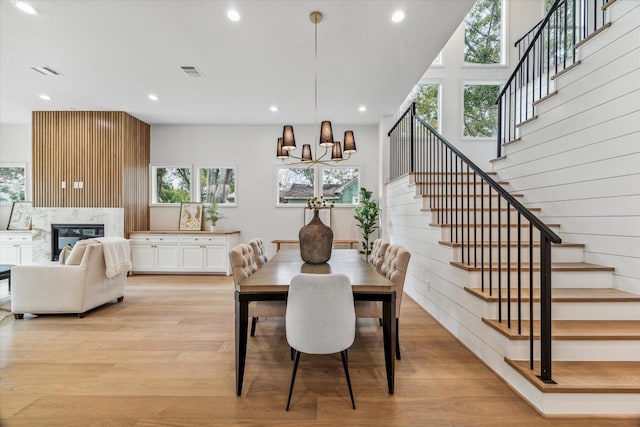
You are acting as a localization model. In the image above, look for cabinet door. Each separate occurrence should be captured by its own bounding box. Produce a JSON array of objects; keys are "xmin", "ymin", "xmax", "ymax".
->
[
  {"xmin": 131, "ymin": 244, "xmax": 156, "ymax": 270},
  {"xmin": 0, "ymin": 244, "xmax": 19, "ymax": 265},
  {"xmin": 203, "ymin": 245, "xmax": 227, "ymax": 272},
  {"xmin": 156, "ymin": 245, "xmax": 180, "ymax": 270},
  {"xmin": 19, "ymin": 244, "xmax": 33, "ymax": 265},
  {"xmin": 181, "ymin": 245, "xmax": 204, "ymax": 271}
]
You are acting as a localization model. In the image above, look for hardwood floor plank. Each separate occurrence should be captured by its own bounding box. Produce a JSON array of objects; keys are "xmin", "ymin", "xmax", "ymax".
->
[{"xmin": 1, "ymin": 275, "xmax": 638, "ymax": 425}]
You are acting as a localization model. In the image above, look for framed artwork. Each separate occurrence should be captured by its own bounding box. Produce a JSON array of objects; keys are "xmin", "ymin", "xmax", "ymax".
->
[
  {"xmin": 7, "ymin": 202, "xmax": 32, "ymax": 230},
  {"xmin": 179, "ymin": 203, "xmax": 203, "ymax": 231}
]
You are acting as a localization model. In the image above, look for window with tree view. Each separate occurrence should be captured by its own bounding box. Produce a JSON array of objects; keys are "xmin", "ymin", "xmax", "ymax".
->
[
  {"xmin": 277, "ymin": 167, "xmax": 315, "ymax": 205},
  {"xmin": 464, "ymin": 0, "xmax": 503, "ymax": 65},
  {"xmin": 0, "ymin": 165, "xmax": 26, "ymax": 203},
  {"xmin": 277, "ymin": 166, "xmax": 361, "ymax": 206},
  {"xmin": 199, "ymin": 167, "xmax": 236, "ymax": 206},
  {"xmin": 413, "ymin": 83, "xmax": 440, "ymax": 131},
  {"xmin": 153, "ymin": 166, "xmax": 191, "ymax": 204},
  {"xmin": 463, "ymin": 84, "xmax": 500, "ymax": 138},
  {"xmin": 321, "ymin": 167, "xmax": 360, "ymax": 206}
]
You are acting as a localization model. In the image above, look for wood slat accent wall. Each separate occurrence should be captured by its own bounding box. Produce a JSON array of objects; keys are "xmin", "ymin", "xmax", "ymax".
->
[{"xmin": 32, "ymin": 111, "xmax": 150, "ymax": 236}]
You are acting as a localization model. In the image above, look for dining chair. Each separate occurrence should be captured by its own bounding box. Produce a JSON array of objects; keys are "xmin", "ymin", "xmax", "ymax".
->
[
  {"xmin": 229, "ymin": 243, "xmax": 286, "ymax": 336},
  {"xmin": 354, "ymin": 244, "xmax": 411, "ymax": 360},
  {"xmin": 248, "ymin": 237, "xmax": 268, "ymax": 268},
  {"xmin": 285, "ymin": 273, "xmax": 356, "ymax": 411},
  {"xmin": 367, "ymin": 239, "xmax": 389, "ymax": 273}
]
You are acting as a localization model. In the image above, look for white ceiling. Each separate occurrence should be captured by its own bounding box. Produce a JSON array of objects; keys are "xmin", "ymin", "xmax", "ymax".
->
[{"xmin": 0, "ymin": 0, "xmax": 474, "ymax": 126}]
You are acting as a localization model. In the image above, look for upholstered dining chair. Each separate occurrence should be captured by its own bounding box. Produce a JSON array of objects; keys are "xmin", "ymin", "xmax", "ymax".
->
[
  {"xmin": 285, "ymin": 273, "xmax": 356, "ymax": 411},
  {"xmin": 228, "ymin": 243, "xmax": 286, "ymax": 337},
  {"xmin": 367, "ymin": 239, "xmax": 389, "ymax": 273},
  {"xmin": 355, "ymin": 244, "xmax": 411, "ymax": 360},
  {"xmin": 248, "ymin": 237, "xmax": 268, "ymax": 268}
]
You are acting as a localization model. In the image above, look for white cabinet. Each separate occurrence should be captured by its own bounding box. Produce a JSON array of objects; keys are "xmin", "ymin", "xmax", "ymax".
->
[
  {"xmin": 0, "ymin": 231, "xmax": 33, "ymax": 265},
  {"xmin": 130, "ymin": 232, "xmax": 240, "ymax": 275}
]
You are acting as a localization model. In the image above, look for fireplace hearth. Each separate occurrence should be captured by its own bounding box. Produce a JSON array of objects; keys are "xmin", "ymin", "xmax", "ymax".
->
[{"xmin": 51, "ymin": 224, "xmax": 104, "ymax": 261}]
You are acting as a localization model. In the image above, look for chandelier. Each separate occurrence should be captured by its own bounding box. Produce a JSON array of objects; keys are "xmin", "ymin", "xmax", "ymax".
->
[{"xmin": 275, "ymin": 11, "xmax": 357, "ymax": 165}]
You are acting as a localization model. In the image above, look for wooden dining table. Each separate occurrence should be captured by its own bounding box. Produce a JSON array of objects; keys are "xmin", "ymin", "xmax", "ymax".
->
[{"xmin": 235, "ymin": 248, "xmax": 397, "ymax": 396}]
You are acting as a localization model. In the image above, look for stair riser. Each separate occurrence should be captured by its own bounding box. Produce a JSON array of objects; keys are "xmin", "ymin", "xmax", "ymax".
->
[
  {"xmin": 466, "ymin": 270, "xmax": 613, "ymax": 288},
  {"xmin": 417, "ymin": 183, "xmax": 510, "ymax": 195},
  {"xmin": 411, "ymin": 173, "xmax": 498, "ymax": 185},
  {"xmin": 505, "ymin": 340, "xmax": 640, "ymax": 362},
  {"xmin": 450, "ymin": 245, "xmax": 584, "ymax": 263},
  {"xmin": 482, "ymin": 301, "xmax": 640, "ymax": 321},
  {"xmin": 441, "ymin": 225, "xmax": 560, "ymax": 242},
  {"xmin": 420, "ymin": 193, "xmax": 521, "ymax": 206},
  {"xmin": 434, "ymin": 209, "xmax": 539, "ymax": 225}
]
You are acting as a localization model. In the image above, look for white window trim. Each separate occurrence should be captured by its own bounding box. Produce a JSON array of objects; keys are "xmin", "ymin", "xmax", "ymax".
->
[
  {"xmin": 275, "ymin": 165, "xmax": 361, "ymax": 208},
  {"xmin": 463, "ymin": 0, "xmax": 507, "ymax": 67},
  {"xmin": 150, "ymin": 164, "xmax": 193, "ymax": 206},
  {"xmin": 320, "ymin": 165, "xmax": 362, "ymax": 208},
  {"xmin": 195, "ymin": 165, "xmax": 238, "ymax": 207},
  {"xmin": 0, "ymin": 162, "xmax": 29, "ymax": 204},
  {"xmin": 461, "ymin": 81, "xmax": 503, "ymax": 141}
]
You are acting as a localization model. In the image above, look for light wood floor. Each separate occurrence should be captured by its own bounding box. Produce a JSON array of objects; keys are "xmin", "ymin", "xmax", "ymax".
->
[{"xmin": 1, "ymin": 275, "xmax": 638, "ymax": 426}]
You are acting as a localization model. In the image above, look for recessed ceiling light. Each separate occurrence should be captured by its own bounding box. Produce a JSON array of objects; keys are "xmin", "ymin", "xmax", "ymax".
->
[
  {"xmin": 391, "ymin": 10, "xmax": 405, "ymax": 23},
  {"xmin": 15, "ymin": 1, "xmax": 38, "ymax": 15},
  {"xmin": 227, "ymin": 9, "xmax": 241, "ymax": 22},
  {"xmin": 39, "ymin": 94, "xmax": 51, "ymax": 101},
  {"xmin": 358, "ymin": 105, "xmax": 367, "ymax": 112},
  {"xmin": 270, "ymin": 105, "xmax": 278, "ymax": 112},
  {"xmin": 148, "ymin": 94, "xmax": 159, "ymax": 101}
]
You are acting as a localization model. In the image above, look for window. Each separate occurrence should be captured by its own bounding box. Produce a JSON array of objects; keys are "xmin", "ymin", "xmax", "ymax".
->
[
  {"xmin": 0, "ymin": 164, "xmax": 27, "ymax": 203},
  {"xmin": 276, "ymin": 166, "xmax": 360, "ymax": 207},
  {"xmin": 463, "ymin": 83, "xmax": 500, "ymax": 138},
  {"xmin": 413, "ymin": 83, "xmax": 440, "ymax": 131},
  {"xmin": 464, "ymin": 0, "xmax": 503, "ymax": 65},
  {"xmin": 152, "ymin": 166, "xmax": 191, "ymax": 204},
  {"xmin": 152, "ymin": 165, "xmax": 237, "ymax": 206},
  {"xmin": 197, "ymin": 167, "xmax": 236, "ymax": 206}
]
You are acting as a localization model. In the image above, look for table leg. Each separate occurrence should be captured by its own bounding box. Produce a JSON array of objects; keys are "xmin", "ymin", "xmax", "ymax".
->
[
  {"xmin": 235, "ymin": 291, "xmax": 249, "ymax": 396},
  {"xmin": 381, "ymin": 291, "xmax": 396, "ymax": 395}
]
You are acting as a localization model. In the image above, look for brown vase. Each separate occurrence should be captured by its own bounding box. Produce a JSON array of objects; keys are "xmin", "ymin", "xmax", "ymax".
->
[{"xmin": 299, "ymin": 209, "xmax": 333, "ymax": 264}]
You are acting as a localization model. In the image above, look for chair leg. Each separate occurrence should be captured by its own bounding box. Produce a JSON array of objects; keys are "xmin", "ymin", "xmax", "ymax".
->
[
  {"xmin": 250, "ymin": 317, "xmax": 258, "ymax": 336},
  {"xmin": 340, "ymin": 350, "xmax": 356, "ymax": 410},
  {"xmin": 395, "ymin": 317, "xmax": 401, "ymax": 360},
  {"xmin": 286, "ymin": 350, "xmax": 301, "ymax": 411}
]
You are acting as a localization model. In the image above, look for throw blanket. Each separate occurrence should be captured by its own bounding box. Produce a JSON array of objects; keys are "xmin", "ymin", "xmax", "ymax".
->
[{"xmin": 97, "ymin": 237, "xmax": 132, "ymax": 278}]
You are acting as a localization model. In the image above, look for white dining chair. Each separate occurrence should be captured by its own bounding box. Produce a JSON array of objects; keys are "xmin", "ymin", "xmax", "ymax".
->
[{"xmin": 285, "ymin": 273, "xmax": 356, "ymax": 411}]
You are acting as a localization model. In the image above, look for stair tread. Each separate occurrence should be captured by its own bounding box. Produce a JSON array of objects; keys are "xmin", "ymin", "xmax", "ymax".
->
[
  {"xmin": 483, "ymin": 318, "xmax": 640, "ymax": 340},
  {"xmin": 505, "ymin": 359, "xmax": 640, "ymax": 393},
  {"xmin": 429, "ymin": 207, "xmax": 541, "ymax": 212},
  {"xmin": 432, "ymin": 223, "xmax": 561, "ymax": 228},
  {"xmin": 466, "ymin": 286, "xmax": 640, "ymax": 302},
  {"xmin": 451, "ymin": 261, "xmax": 614, "ymax": 272},
  {"xmin": 440, "ymin": 240, "xmax": 584, "ymax": 248}
]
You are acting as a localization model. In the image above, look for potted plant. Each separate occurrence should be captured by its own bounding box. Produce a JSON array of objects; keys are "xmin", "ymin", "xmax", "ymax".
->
[
  {"xmin": 205, "ymin": 198, "xmax": 224, "ymax": 231},
  {"xmin": 353, "ymin": 187, "xmax": 380, "ymax": 257}
]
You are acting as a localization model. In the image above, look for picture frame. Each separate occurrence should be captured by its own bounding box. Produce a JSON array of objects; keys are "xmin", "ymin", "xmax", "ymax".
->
[
  {"xmin": 178, "ymin": 202, "xmax": 203, "ymax": 231},
  {"xmin": 7, "ymin": 201, "xmax": 32, "ymax": 230}
]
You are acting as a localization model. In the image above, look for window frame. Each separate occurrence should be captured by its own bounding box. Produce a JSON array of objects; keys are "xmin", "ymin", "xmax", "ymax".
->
[
  {"xmin": 320, "ymin": 165, "xmax": 361, "ymax": 207},
  {"xmin": 275, "ymin": 165, "xmax": 361, "ymax": 208},
  {"xmin": 195, "ymin": 165, "xmax": 238, "ymax": 207},
  {"xmin": 462, "ymin": 0, "xmax": 507, "ymax": 67},
  {"xmin": 150, "ymin": 164, "xmax": 193, "ymax": 206},
  {"xmin": 0, "ymin": 162, "xmax": 29, "ymax": 204}
]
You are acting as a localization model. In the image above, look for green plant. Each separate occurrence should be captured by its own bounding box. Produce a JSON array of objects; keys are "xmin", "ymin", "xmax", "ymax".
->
[
  {"xmin": 353, "ymin": 187, "xmax": 380, "ymax": 256},
  {"xmin": 205, "ymin": 198, "xmax": 224, "ymax": 225}
]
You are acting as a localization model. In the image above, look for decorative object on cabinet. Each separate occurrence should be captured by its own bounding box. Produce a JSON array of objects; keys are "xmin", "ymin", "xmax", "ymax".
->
[
  {"xmin": 205, "ymin": 198, "xmax": 224, "ymax": 231},
  {"xmin": 353, "ymin": 187, "xmax": 380, "ymax": 257},
  {"xmin": 298, "ymin": 197, "xmax": 333, "ymax": 264},
  {"xmin": 7, "ymin": 202, "xmax": 32, "ymax": 230},
  {"xmin": 179, "ymin": 203, "xmax": 203, "ymax": 231}
]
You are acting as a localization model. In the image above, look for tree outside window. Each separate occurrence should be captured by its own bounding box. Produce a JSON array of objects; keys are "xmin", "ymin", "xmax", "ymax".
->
[
  {"xmin": 414, "ymin": 83, "xmax": 440, "ymax": 131},
  {"xmin": 154, "ymin": 166, "xmax": 191, "ymax": 203},
  {"xmin": 321, "ymin": 167, "xmax": 360, "ymax": 206},
  {"xmin": 463, "ymin": 84, "xmax": 500, "ymax": 138},
  {"xmin": 277, "ymin": 166, "xmax": 360, "ymax": 206},
  {"xmin": 199, "ymin": 167, "xmax": 236, "ymax": 205},
  {"xmin": 464, "ymin": 0, "xmax": 503, "ymax": 65},
  {"xmin": 277, "ymin": 167, "xmax": 314, "ymax": 205},
  {"xmin": 0, "ymin": 165, "xmax": 26, "ymax": 203}
]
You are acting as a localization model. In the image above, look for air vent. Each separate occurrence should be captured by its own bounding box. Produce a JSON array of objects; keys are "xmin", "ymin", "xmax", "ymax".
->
[
  {"xmin": 30, "ymin": 66, "xmax": 63, "ymax": 76},
  {"xmin": 180, "ymin": 65, "xmax": 204, "ymax": 78}
]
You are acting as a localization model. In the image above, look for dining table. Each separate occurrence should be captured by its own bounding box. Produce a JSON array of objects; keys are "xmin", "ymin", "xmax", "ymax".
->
[{"xmin": 234, "ymin": 248, "xmax": 397, "ymax": 396}]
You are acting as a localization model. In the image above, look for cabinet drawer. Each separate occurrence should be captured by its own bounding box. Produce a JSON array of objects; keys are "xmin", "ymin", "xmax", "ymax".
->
[
  {"xmin": 130, "ymin": 235, "xmax": 179, "ymax": 244},
  {"xmin": 179, "ymin": 236, "xmax": 227, "ymax": 245},
  {"xmin": 0, "ymin": 232, "xmax": 32, "ymax": 243}
]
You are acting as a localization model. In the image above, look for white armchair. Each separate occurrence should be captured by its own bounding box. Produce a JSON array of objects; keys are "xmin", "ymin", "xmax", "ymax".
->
[{"xmin": 11, "ymin": 242, "xmax": 127, "ymax": 319}]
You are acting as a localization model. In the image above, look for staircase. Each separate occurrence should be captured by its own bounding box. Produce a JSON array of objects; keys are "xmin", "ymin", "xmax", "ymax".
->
[{"xmin": 384, "ymin": 0, "xmax": 640, "ymax": 416}]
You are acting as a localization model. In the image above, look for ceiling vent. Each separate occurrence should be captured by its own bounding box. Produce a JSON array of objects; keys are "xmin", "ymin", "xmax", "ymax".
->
[
  {"xmin": 30, "ymin": 66, "xmax": 63, "ymax": 76},
  {"xmin": 180, "ymin": 65, "xmax": 204, "ymax": 78}
]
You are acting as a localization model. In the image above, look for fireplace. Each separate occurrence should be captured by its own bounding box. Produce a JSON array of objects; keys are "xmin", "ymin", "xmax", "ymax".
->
[{"xmin": 51, "ymin": 224, "xmax": 104, "ymax": 261}]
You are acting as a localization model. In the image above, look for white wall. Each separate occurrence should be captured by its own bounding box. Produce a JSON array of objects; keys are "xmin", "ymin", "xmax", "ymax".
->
[
  {"xmin": 491, "ymin": 2, "xmax": 640, "ymax": 294},
  {"xmin": 151, "ymin": 124, "xmax": 379, "ymax": 259},
  {"xmin": 0, "ymin": 124, "xmax": 31, "ymax": 228}
]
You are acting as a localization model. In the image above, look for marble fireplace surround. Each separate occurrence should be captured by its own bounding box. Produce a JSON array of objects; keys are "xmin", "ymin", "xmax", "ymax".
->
[{"xmin": 32, "ymin": 208, "xmax": 124, "ymax": 263}]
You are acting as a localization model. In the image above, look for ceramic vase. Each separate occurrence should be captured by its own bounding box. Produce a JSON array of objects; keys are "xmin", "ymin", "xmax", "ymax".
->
[{"xmin": 299, "ymin": 209, "xmax": 333, "ymax": 264}]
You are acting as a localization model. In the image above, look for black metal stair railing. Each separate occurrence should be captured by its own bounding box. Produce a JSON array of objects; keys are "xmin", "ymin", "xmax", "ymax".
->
[
  {"xmin": 497, "ymin": 0, "xmax": 609, "ymax": 156},
  {"xmin": 388, "ymin": 103, "xmax": 562, "ymax": 383}
]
